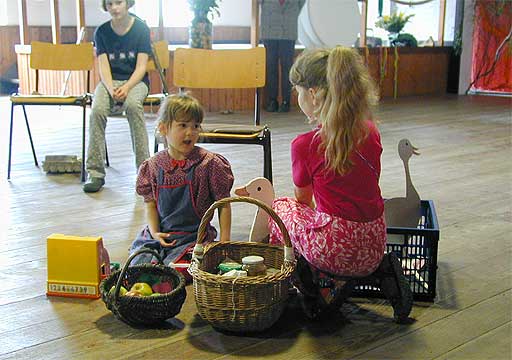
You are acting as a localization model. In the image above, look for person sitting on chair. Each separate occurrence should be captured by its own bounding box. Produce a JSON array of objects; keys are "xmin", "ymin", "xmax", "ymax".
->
[
  {"xmin": 84, "ymin": 0, "xmax": 151, "ymax": 193},
  {"xmin": 268, "ymin": 46, "xmax": 413, "ymax": 322}
]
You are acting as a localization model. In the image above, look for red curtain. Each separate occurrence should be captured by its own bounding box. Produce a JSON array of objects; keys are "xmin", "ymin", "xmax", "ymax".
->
[{"xmin": 471, "ymin": 1, "xmax": 512, "ymax": 93}]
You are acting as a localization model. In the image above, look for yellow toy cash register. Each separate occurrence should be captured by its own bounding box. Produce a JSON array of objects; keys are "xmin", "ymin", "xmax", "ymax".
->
[{"xmin": 46, "ymin": 234, "xmax": 111, "ymax": 299}]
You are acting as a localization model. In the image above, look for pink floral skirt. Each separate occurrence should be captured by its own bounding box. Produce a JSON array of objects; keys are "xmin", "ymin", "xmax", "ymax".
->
[{"xmin": 269, "ymin": 197, "xmax": 387, "ymax": 277}]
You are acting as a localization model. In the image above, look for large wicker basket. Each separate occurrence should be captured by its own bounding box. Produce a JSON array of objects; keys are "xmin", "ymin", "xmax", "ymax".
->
[
  {"xmin": 188, "ymin": 196, "xmax": 295, "ymax": 332},
  {"xmin": 100, "ymin": 248, "xmax": 186, "ymax": 326}
]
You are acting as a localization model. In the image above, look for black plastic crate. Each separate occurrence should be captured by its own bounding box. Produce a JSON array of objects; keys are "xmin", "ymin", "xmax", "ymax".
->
[{"xmin": 353, "ymin": 200, "xmax": 439, "ymax": 302}]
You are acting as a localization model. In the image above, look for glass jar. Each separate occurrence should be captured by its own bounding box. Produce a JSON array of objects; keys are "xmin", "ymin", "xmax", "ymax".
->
[{"xmin": 241, "ymin": 255, "xmax": 267, "ymax": 276}]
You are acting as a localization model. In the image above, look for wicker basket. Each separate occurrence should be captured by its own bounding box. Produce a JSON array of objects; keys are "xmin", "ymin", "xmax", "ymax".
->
[
  {"xmin": 100, "ymin": 248, "xmax": 186, "ymax": 326},
  {"xmin": 188, "ymin": 196, "xmax": 295, "ymax": 332}
]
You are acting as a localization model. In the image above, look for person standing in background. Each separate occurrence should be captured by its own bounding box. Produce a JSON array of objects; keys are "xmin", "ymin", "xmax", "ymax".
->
[{"xmin": 260, "ymin": 0, "xmax": 305, "ymax": 113}]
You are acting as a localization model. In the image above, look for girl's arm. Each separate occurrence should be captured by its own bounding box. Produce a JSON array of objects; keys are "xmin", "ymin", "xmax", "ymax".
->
[
  {"xmin": 294, "ymin": 184, "xmax": 315, "ymax": 209},
  {"xmin": 97, "ymin": 53, "xmax": 115, "ymax": 97},
  {"xmin": 218, "ymin": 204, "xmax": 232, "ymax": 242},
  {"xmin": 145, "ymin": 200, "xmax": 175, "ymax": 247},
  {"xmin": 113, "ymin": 52, "xmax": 149, "ymax": 101}
]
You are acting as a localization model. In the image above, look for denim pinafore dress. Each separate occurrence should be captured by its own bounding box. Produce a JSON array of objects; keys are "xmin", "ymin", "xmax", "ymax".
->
[{"xmin": 129, "ymin": 163, "xmax": 205, "ymax": 265}]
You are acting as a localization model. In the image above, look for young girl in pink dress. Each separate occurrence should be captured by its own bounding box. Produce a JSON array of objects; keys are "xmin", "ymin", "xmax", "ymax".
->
[
  {"xmin": 269, "ymin": 47, "xmax": 412, "ymax": 322},
  {"xmin": 129, "ymin": 94, "xmax": 233, "ymax": 266}
]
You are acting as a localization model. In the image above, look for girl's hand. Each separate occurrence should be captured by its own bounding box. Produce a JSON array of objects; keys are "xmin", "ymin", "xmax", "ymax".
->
[
  {"xmin": 152, "ymin": 232, "xmax": 177, "ymax": 248},
  {"xmin": 113, "ymin": 84, "xmax": 130, "ymax": 101}
]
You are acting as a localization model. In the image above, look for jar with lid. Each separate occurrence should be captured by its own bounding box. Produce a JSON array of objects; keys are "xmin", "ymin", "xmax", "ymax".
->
[{"xmin": 241, "ymin": 255, "xmax": 267, "ymax": 276}]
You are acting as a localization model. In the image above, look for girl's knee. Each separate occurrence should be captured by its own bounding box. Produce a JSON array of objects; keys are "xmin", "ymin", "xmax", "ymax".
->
[
  {"xmin": 90, "ymin": 107, "xmax": 109, "ymax": 122},
  {"xmin": 124, "ymin": 100, "xmax": 144, "ymax": 115}
]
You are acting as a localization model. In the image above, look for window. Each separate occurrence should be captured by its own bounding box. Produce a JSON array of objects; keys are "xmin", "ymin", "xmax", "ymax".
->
[
  {"xmin": 363, "ymin": 0, "xmax": 457, "ymax": 45},
  {"xmin": 130, "ymin": 0, "xmax": 251, "ymax": 28},
  {"xmin": 131, "ymin": 0, "xmax": 193, "ymax": 27}
]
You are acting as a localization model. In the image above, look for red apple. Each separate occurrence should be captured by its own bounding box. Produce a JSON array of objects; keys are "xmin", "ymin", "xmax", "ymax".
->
[{"xmin": 152, "ymin": 281, "xmax": 173, "ymax": 294}]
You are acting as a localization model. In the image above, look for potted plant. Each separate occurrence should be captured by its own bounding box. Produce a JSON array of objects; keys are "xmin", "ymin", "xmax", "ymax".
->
[
  {"xmin": 188, "ymin": 0, "xmax": 222, "ymax": 49},
  {"xmin": 376, "ymin": 12, "xmax": 417, "ymax": 47}
]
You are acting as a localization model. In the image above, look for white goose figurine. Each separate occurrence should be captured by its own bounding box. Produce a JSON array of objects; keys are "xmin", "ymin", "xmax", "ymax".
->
[
  {"xmin": 234, "ymin": 177, "xmax": 275, "ymax": 242},
  {"xmin": 384, "ymin": 139, "xmax": 422, "ymax": 228}
]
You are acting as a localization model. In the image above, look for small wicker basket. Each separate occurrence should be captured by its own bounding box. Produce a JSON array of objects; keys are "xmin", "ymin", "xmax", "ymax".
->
[
  {"xmin": 188, "ymin": 196, "xmax": 295, "ymax": 332},
  {"xmin": 100, "ymin": 248, "xmax": 186, "ymax": 326}
]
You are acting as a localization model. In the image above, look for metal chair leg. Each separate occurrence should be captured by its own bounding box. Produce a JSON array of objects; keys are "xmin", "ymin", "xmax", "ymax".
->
[
  {"xmin": 262, "ymin": 128, "xmax": 272, "ymax": 183},
  {"xmin": 105, "ymin": 142, "xmax": 110, "ymax": 167},
  {"xmin": 154, "ymin": 136, "xmax": 159, "ymax": 153},
  {"xmin": 7, "ymin": 103, "xmax": 15, "ymax": 180},
  {"xmin": 22, "ymin": 105, "xmax": 38, "ymax": 166},
  {"xmin": 81, "ymin": 105, "xmax": 86, "ymax": 182}
]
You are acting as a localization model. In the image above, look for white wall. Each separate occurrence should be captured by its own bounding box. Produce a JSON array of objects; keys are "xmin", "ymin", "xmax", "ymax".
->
[
  {"xmin": 214, "ymin": 0, "xmax": 251, "ymax": 26},
  {"xmin": 458, "ymin": 0, "xmax": 475, "ymax": 94},
  {"xmin": 0, "ymin": 0, "xmax": 249, "ymax": 27}
]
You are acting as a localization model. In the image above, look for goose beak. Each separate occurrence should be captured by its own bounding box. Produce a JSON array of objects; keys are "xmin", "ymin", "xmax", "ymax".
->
[
  {"xmin": 234, "ymin": 186, "xmax": 249, "ymax": 197},
  {"xmin": 412, "ymin": 146, "xmax": 420, "ymax": 155}
]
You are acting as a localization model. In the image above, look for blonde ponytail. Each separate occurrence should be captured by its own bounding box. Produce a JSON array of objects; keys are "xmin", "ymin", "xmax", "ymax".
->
[{"xmin": 290, "ymin": 46, "xmax": 378, "ymax": 175}]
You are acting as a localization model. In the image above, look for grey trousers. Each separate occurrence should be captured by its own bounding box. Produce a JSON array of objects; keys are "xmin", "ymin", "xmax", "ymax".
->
[{"xmin": 86, "ymin": 80, "xmax": 150, "ymax": 179}]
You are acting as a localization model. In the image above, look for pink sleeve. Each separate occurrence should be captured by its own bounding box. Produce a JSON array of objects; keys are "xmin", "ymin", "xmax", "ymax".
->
[
  {"xmin": 208, "ymin": 154, "xmax": 234, "ymax": 200},
  {"xmin": 136, "ymin": 160, "xmax": 155, "ymax": 202},
  {"xmin": 291, "ymin": 135, "xmax": 312, "ymax": 188}
]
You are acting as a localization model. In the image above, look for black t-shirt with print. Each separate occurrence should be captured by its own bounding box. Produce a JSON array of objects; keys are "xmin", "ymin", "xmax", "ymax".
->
[{"xmin": 94, "ymin": 16, "xmax": 151, "ymax": 86}]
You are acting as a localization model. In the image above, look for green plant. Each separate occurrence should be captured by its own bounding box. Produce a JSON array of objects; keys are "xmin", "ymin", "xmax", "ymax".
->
[
  {"xmin": 188, "ymin": 0, "xmax": 221, "ymax": 20},
  {"xmin": 375, "ymin": 12, "xmax": 414, "ymax": 34},
  {"xmin": 395, "ymin": 33, "xmax": 418, "ymax": 47}
]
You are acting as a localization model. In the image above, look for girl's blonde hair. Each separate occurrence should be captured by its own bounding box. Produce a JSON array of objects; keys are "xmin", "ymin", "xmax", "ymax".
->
[
  {"xmin": 158, "ymin": 93, "xmax": 204, "ymax": 127},
  {"xmin": 101, "ymin": 0, "xmax": 135, "ymax": 12},
  {"xmin": 290, "ymin": 46, "xmax": 379, "ymax": 175}
]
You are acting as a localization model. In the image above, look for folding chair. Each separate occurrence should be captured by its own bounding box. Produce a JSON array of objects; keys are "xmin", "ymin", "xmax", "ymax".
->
[
  {"xmin": 171, "ymin": 47, "xmax": 272, "ymax": 181},
  {"xmin": 7, "ymin": 41, "xmax": 94, "ymax": 181},
  {"xmin": 104, "ymin": 40, "xmax": 170, "ymax": 166}
]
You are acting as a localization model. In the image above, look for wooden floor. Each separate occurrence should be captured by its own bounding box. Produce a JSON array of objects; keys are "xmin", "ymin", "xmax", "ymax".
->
[{"xmin": 0, "ymin": 94, "xmax": 510, "ymax": 359}]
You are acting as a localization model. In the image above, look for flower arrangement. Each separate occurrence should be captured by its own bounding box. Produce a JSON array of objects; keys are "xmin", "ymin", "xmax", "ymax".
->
[
  {"xmin": 187, "ymin": 0, "xmax": 222, "ymax": 49},
  {"xmin": 188, "ymin": 0, "xmax": 221, "ymax": 21},
  {"xmin": 375, "ymin": 12, "xmax": 414, "ymax": 34}
]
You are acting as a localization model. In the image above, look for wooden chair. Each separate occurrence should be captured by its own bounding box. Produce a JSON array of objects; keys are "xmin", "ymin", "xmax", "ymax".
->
[
  {"xmin": 104, "ymin": 40, "xmax": 170, "ymax": 166},
  {"xmin": 170, "ymin": 47, "xmax": 272, "ymax": 181},
  {"xmin": 7, "ymin": 41, "xmax": 94, "ymax": 182},
  {"xmin": 143, "ymin": 40, "xmax": 170, "ymax": 108}
]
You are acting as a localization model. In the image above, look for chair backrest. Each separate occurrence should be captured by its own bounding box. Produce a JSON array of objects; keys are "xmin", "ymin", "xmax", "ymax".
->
[
  {"xmin": 147, "ymin": 40, "xmax": 170, "ymax": 95},
  {"xmin": 147, "ymin": 40, "xmax": 170, "ymax": 72},
  {"xmin": 173, "ymin": 47, "xmax": 266, "ymax": 89},
  {"xmin": 29, "ymin": 41, "xmax": 94, "ymax": 94},
  {"xmin": 30, "ymin": 41, "xmax": 94, "ymax": 71}
]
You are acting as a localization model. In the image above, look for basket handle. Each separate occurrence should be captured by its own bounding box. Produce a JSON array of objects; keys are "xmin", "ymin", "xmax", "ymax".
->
[
  {"xmin": 193, "ymin": 196, "xmax": 294, "ymax": 262},
  {"xmin": 111, "ymin": 248, "xmax": 163, "ymax": 302}
]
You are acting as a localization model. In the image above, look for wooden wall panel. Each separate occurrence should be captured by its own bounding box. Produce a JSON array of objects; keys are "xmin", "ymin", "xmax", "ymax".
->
[
  {"xmin": 12, "ymin": 39, "xmax": 451, "ymax": 111},
  {"xmin": 0, "ymin": 27, "xmax": 21, "ymax": 76}
]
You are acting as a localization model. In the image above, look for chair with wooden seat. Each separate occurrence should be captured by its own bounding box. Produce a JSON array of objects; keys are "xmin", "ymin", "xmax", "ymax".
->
[
  {"xmin": 170, "ymin": 47, "xmax": 272, "ymax": 181},
  {"xmin": 7, "ymin": 41, "xmax": 94, "ymax": 181}
]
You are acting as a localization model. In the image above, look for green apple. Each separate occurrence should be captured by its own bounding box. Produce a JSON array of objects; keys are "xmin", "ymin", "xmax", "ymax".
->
[
  {"xmin": 130, "ymin": 282, "xmax": 153, "ymax": 296},
  {"xmin": 108, "ymin": 285, "xmax": 128, "ymax": 297},
  {"xmin": 150, "ymin": 292, "xmax": 162, "ymax": 297}
]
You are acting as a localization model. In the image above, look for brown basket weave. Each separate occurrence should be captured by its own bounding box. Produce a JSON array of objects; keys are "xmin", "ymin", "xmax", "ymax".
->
[
  {"xmin": 188, "ymin": 196, "xmax": 295, "ymax": 332},
  {"xmin": 100, "ymin": 248, "xmax": 186, "ymax": 326}
]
